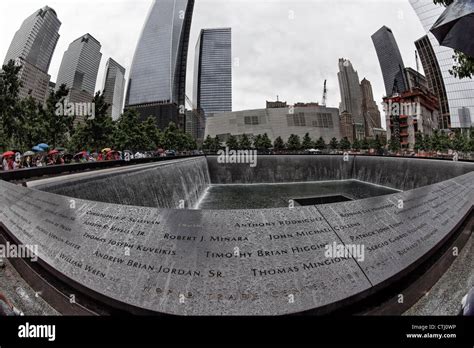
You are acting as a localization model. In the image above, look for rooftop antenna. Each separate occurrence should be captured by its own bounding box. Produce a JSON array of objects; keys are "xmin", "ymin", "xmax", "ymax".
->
[
  {"xmin": 321, "ymin": 80, "xmax": 327, "ymax": 106},
  {"xmin": 415, "ymin": 50, "xmax": 420, "ymax": 88},
  {"xmin": 277, "ymin": 95, "xmax": 279, "ymax": 102}
]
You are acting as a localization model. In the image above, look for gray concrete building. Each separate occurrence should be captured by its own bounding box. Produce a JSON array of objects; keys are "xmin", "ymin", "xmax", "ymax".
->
[
  {"xmin": 102, "ymin": 58, "xmax": 126, "ymax": 121},
  {"xmin": 3, "ymin": 6, "xmax": 61, "ymax": 104},
  {"xmin": 205, "ymin": 104, "xmax": 341, "ymax": 144}
]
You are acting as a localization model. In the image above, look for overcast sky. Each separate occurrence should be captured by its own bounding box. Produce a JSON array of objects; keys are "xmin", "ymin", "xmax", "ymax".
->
[{"xmin": 0, "ymin": 0, "xmax": 429, "ymax": 128}]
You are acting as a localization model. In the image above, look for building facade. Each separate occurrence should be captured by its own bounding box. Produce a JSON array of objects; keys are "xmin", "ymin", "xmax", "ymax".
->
[
  {"xmin": 339, "ymin": 111, "xmax": 354, "ymax": 143},
  {"xmin": 409, "ymin": 0, "xmax": 474, "ymax": 129},
  {"xmin": 384, "ymin": 88, "xmax": 439, "ymax": 151},
  {"xmin": 372, "ymin": 26, "xmax": 407, "ymax": 96},
  {"xmin": 56, "ymin": 33, "xmax": 102, "ymax": 109},
  {"xmin": 415, "ymin": 35, "xmax": 450, "ymax": 129},
  {"xmin": 360, "ymin": 78, "xmax": 382, "ymax": 137},
  {"xmin": 337, "ymin": 58, "xmax": 363, "ymax": 127},
  {"xmin": 125, "ymin": 0, "xmax": 195, "ymax": 129},
  {"xmin": 102, "ymin": 58, "xmax": 126, "ymax": 121},
  {"xmin": 3, "ymin": 6, "xmax": 61, "ymax": 104},
  {"xmin": 205, "ymin": 104, "xmax": 341, "ymax": 144},
  {"xmin": 193, "ymin": 28, "xmax": 232, "ymax": 117}
]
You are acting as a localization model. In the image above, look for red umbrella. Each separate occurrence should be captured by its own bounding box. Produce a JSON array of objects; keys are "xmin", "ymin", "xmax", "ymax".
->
[
  {"xmin": 48, "ymin": 150, "xmax": 59, "ymax": 156},
  {"xmin": 1, "ymin": 151, "xmax": 15, "ymax": 158}
]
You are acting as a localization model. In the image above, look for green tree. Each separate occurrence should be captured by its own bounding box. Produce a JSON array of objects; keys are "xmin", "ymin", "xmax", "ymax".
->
[
  {"xmin": 18, "ymin": 97, "xmax": 46, "ymax": 151},
  {"xmin": 314, "ymin": 137, "xmax": 326, "ymax": 150},
  {"xmin": 239, "ymin": 134, "xmax": 252, "ymax": 149},
  {"xmin": 252, "ymin": 133, "xmax": 272, "ymax": 151},
  {"xmin": 213, "ymin": 135, "xmax": 222, "ymax": 152},
  {"xmin": 273, "ymin": 136, "xmax": 285, "ymax": 150},
  {"xmin": 143, "ymin": 117, "xmax": 161, "ymax": 150},
  {"xmin": 352, "ymin": 138, "xmax": 361, "ymax": 151},
  {"xmin": 339, "ymin": 137, "xmax": 351, "ymax": 151},
  {"xmin": 161, "ymin": 122, "xmax": 185, "ymax": 150},
  {"xmin": 371, "ymin": 135, "xmax": 384, "ymax": 153},
  {"xmin": 287, "ymin": 134, "xmax": 301, "ymax": 151},
  {"xmin": 302, "ymin": 133, "xmax": 313, "ymax": 149},
  {"xmin": 414, "ymin": 132, "xmax": 425, "ymax": 152},
  {"xmin": 361, "ymin": 138, "xmax": 370, "ymax": 150},
  {"xmin": 42, "ymin": 83, "xmax": 73, "ymax": 148},
  {"xmin": 226, "ymin": 135, "xmax": 239, "ymax": 149},
  {"xmin": 203, "ymin": 135, "xmax": 214, "ymax": 151},
  {"xmin": 451, "ymin": 131, "xmax": 468, "ymax": 152},
  {"xmin": 113, "ymin": 109, "xmax": 148, "ymax": 151},
  {"xmin": 424, "ymin": 134, "xmax": 433, "ymax": 151},
  {"xmin": 260, "ymin": 133, "xmax": 272, "ymax": 151},
  {"xmin": 68, "ymin": 91, "xmax": 114, "ymax": 152},
  {"xmin": 0, "ymin": 60, "xmax": 23, "ymax": 147},
  {"xmin": 252, "ymin": 134, "xmax": 262, "ymax": 149},
  {"xmin": 329, "ymin": 137, "xmax": 339, "ymax": 150},
  {"xmin": 388, "ymin": 137, "xmax": 401, "ymax": 152}
]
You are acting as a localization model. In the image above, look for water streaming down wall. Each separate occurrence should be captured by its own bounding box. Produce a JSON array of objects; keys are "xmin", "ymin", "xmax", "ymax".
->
[
  {"xmin": 207, "ymin": 155, "xmax": 354, "ymax": 184},
  {"xmin": 208, "ymin": 155, "xmax": 474, "ymax": 190},
  {"xmin": 32, "ymin": 155, "xmax": 474, "ymax": 208},
  {"xmin": 35, "ymin": 157, "xmax": 210, "ymax": 209}
]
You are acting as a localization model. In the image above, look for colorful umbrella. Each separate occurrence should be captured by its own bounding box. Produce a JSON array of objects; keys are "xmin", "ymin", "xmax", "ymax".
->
[
  {"xmin": 101, "ymin": 148, "xmax": 112, "ymax": 153},
  {"xmin": 23, "ymin": 151, "xmax": 35, "ymax": 157},
  {"xmin": 37, "ymin": 143, "xmax": 49, "ymax": 150},
  {"xmin": 48, "ymin": 150, "xmax": 59, "ymax": 156},
  {"xmin": 32, "ymin": 146, "xmax": 45, "ymax": 152},
  {"xmin": 1, "ymin": 151, "xmax": 15, "ymax": 158}
]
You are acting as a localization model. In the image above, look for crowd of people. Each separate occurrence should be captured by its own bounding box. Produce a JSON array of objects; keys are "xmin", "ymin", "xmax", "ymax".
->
[
  {"xmin": 0, "ymin": 144, "xmax": 197, "ymax": 171},
  {"xmin": 1, "ymin": 144, "xmax": 133, "ymax": 171}
]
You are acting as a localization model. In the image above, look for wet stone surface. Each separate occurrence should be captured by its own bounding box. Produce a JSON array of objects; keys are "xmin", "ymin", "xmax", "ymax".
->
[{"xmin": 0, "ymin": 170, "xmax": 472, "ymax": 315}]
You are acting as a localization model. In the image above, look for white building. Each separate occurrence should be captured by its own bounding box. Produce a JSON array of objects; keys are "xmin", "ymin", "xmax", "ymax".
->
[{"xmin": 205, "ymin": 104, "xmax": 341, "ymax": 144}]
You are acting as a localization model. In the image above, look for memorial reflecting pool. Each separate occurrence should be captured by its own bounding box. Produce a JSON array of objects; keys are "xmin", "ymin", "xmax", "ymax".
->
[{"xmin": 197, "ymin": 180, "xmax": 399, "ymax": 210}]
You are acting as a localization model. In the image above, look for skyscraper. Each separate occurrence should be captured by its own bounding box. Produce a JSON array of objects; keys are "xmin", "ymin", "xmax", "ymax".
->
[
  {"xmin": 409, "ymin": 0, "xmax": 474, "ymax": 129},
  {"xmin": 360, "ymin": 78, "xmax": 382, "ymax": 136},
  {"xmin": 337, "ymin": 58, "xmax": 364, "ymax": 138},
  {"xmin": 55, "ymin": 33, "xmax": 102, "ymax": 110},
  {"xmin": 371, "ymin": 26, "xmax": 407, "ymax": 96},
  {"xmin": 3, "ymin": 6, "xmax": 61, "ymax": 104},
  {"xmin": 103, "ymin": 58, "xmax": 126, "ymax": 121},
  {"xmin": 193, "ymin": 28, "xmax": 232, "ymax": 117},
  {"xmin": 415, "ymin": 35, "xmax": 450, "ymax": 129},
  {"xmin": 125, "ymin": 0, "xmax": 195, "ymax": 129}
]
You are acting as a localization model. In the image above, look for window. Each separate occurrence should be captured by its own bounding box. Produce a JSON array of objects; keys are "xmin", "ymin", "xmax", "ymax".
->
[{"xmin": 244, "ymin": 116, "xmax": 259, "ymax": 125}]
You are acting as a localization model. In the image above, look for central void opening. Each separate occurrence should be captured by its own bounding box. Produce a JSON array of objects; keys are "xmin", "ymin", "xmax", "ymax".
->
[{"xmin": 196, "ymin": 180, "xmax": 399, "ymax": 210}]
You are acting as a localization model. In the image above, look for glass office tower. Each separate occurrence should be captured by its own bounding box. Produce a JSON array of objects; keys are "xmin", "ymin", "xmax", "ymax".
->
[
  {"xmin": 193, "ymin": 28, "xmax": 232, "ymax": 117},
  {"xmin": 103, "ymin": 58, "xmax": 126, "ymax": 121},
  {"xmin": 409, "ymin": 0, "xmax": 474, "ymax": 128},
  {"xmin": 371, "ymin": 26, "xmax": 407, "ymax": 97},
  {"xmin": 125, "ymin": 0, "xmax": 195, "ymax": 129}
]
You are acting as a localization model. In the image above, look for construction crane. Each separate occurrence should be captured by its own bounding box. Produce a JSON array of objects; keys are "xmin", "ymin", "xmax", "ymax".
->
[{"xmin": 321, "ymin": 80, "xmax": 327, "ymax": 106}]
